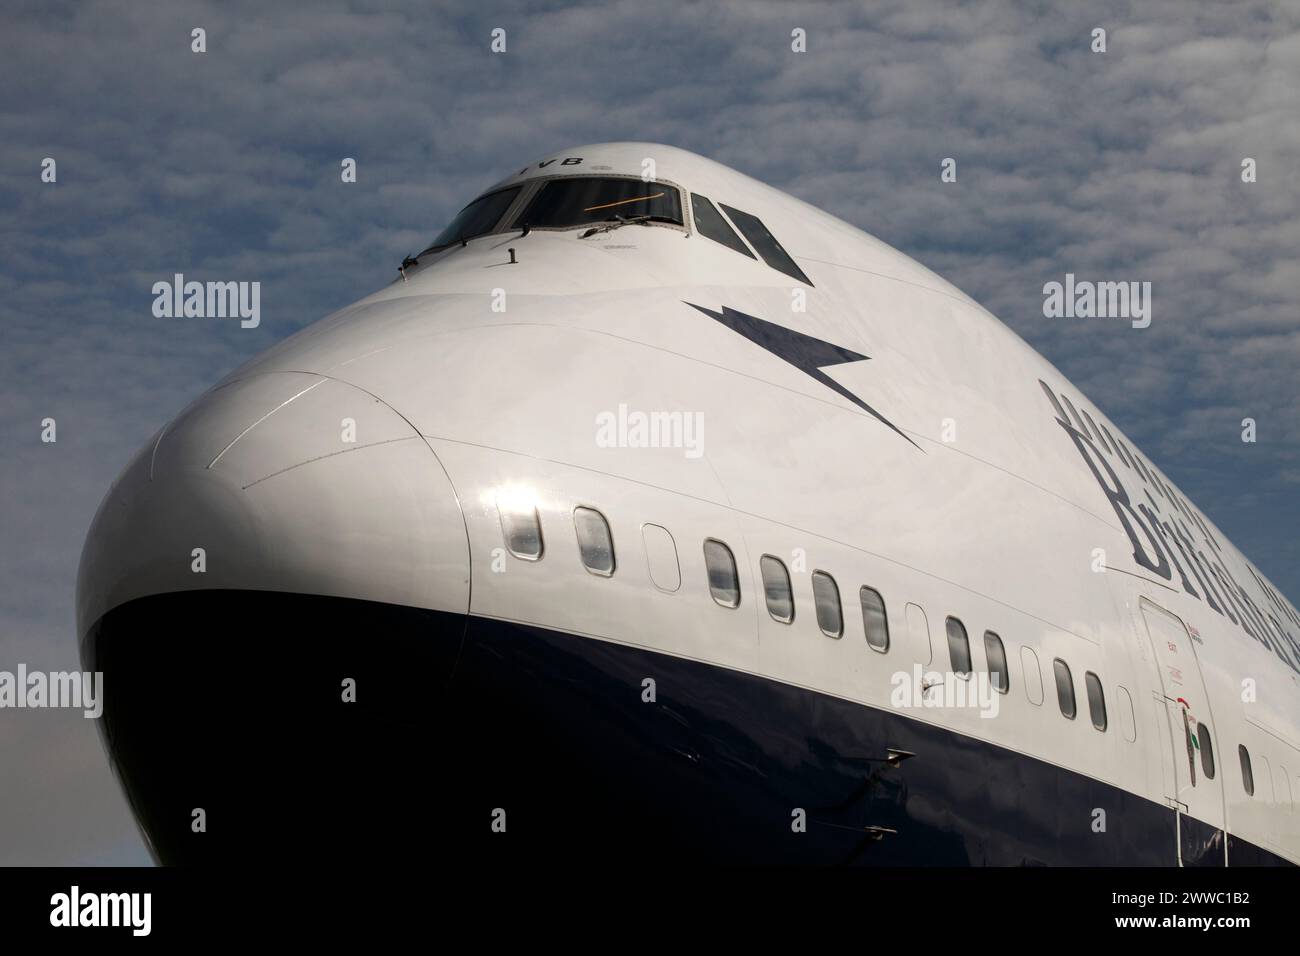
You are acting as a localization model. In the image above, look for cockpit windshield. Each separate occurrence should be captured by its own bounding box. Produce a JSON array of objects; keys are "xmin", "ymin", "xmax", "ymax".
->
[
  {"xmin": 421, "ymin": 185, "xmax": 522, "ymax": 254},
  {"xmin": 412, "ymin": 176, "xmax": 684, "ymax": 265},
  {"xmin": 510, "ymin": 177, "xmax": 682, "ymax": 230}
]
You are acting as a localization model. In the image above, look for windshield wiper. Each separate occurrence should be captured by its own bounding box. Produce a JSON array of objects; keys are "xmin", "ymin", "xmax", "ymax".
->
[
  {"xmin": 398, "ymin": 254, "xmax": 420, "ymax": 281},
  {"xmin": 579, "ymin": 214, "xmax": 678, "ymax": 238}
]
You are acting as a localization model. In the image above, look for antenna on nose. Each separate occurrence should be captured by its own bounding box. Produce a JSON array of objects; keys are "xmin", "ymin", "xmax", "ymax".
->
[{"xmin": 508, "ymin": 248, "xmax": 517, "ymax": 264}]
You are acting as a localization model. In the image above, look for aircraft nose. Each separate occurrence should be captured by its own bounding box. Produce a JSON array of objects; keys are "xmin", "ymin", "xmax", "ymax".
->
[
  {"xmin": 78, "ymin": 371, "xmax": 470, "ymax": 625},
  {"xmin": 76, "ymin": 372, "xmax": 470, "ymax": 864}
]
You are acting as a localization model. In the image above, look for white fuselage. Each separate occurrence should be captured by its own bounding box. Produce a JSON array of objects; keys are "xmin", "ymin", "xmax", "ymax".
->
[{"xmin": 78, "ymin": 143, "xmax": 1300, "ymax": 865}]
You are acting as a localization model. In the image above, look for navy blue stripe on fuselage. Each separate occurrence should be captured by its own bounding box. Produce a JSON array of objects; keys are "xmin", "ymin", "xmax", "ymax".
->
[{"xmin": 82, "ymin": 589, "xmax": 1292, "ymax": 866}]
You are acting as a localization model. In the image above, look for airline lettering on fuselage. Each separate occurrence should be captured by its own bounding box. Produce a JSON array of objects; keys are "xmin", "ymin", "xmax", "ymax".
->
[
  {"xmin": 519, "ymin": 157, "xmax": 583, "ymax": 174},
  {"xmin": 1040, "ymin": 380, "xmax": 1300, "ymax": 676}
]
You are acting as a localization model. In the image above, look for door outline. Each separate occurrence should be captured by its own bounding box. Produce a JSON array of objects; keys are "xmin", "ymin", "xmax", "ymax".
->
[{"xmin": 1138, "ymin": 597, "xmax": 1227, "ymax": 866}]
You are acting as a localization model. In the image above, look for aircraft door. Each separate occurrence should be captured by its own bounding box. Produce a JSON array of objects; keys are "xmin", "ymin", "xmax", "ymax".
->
[{"xmin": 1139, "ymin": 598, "xmax": 1227, "ymax": 866}]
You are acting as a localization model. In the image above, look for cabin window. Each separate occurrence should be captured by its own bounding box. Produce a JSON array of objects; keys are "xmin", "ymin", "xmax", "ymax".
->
[
  {"xmin": 573, "ymin": 506, "xmax": 615, "ymax": 576},
  {"xmin": 1053, "ymin": 659, "xmax": 1076, "ymax": 719},
  {"xmin": 812, "ymin": 571, "xmax": 842, "ymax": 638},
  {"xmin": 692, "ymin": 194, "xmax": 755, "ymax": 258},
  {"xmin": 1084, "ymin": 671, "xmax": 1106, "ymax": 731},
  {"xmin": 497, "ymin": 495, "xmax": 543, "ymax": 561},
  {"xmin": 422, "ymin": 186, "xmax": 523, "ymax": 253},
  {"xmin": 1117, "ymin": 685, "xmax": 1137, "ymax": 741},
  {"xmin": 906, "ymin": 603, "xmax": 933, "ymax": 666},
  {"xmin": 760, "ymin": 555, "xmax": 794, "ymax": 623},
  {"xmin": 1021, "ymin": 645, "xmax": 1044, "ymax": 705},
  {"xmin": 704, "ymin": 539, "xmax": 740, "ymax": 608},
  {"xmin": 1198, "ymin": 722, "xmax": 1215, "ymax": 780},
  {"xmin": 860, "ymin": 586, "xmax": 890, "ymax": 652},
  {"xmin": 718, "ymin": 203, "xmax": 813, "ymax": 285},
  {"xmin": 511, "ymin": 176, "xmax": 682, "ymax": 230},
  {"xmin": 1239, "ymin": 745, "xmax": 1255, "ymax": 796},
  {"xmin": 984, "ymin": 631, "xmax": 1009, "ymax": 694},
  {"xmin": 642, "ymin": 523, "xmax": 680, "ymax": 592},
  {"xmin": 945, "ymin": 617, "xmax": 972, "ymax": 677}
]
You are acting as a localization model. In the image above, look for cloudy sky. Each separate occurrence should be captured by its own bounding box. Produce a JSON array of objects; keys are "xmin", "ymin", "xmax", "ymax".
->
[{"xmin": 1, "ymin": 0, "xmax": 1296, "ymax": 865}]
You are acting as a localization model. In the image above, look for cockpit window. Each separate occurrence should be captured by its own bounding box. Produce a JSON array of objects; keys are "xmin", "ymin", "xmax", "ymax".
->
[
  {"xmin": 510, "ymin": 177, "xmax": 682, "ymax": 230},
  {"xmin": 422, "ymin": 186, "xmax": 522, "ymax": 253},
  {"xmin": 692, "ymin": 194, "xmax": 755, "ymax": 258},
  {"xmin": 719, "ymin": 203, "xmax": 813, "ymax": 286}
]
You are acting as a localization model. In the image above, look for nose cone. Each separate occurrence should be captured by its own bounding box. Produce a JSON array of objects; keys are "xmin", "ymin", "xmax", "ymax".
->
[
  {"xmin": 78, "ymin": 371, "xmax": 469, "ymax": 628},
  {"xmin": 77, "ymin": 372, "xmax": 470, "ymax": 864}
]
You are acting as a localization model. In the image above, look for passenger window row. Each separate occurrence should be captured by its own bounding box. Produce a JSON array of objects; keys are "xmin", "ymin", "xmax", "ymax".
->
[
  {"xmin": 1237, "ymin": 744, "xmax": 1300, "ymax": 817},
  {"xmin": 1049, "ymin": 656, "xmax": 1107, "ymax": 732},
  {"xmin": 493, "ymin": 510, "xmax": 1199, "ymax": 757},
  {"xmin": 494, "ymin": 507, "xmax": 887, "ymax": 650},
  {"xmin": 943, "ymin": 618, "xmax": 1109, "ymax": 733},
  {"xmin": 754, "ymin": 551, "xmax": 1121, "ymax": 739},
  {"xmin": 499, "ymin": 508, "xmax": 1103, "ymax": 729},
  {"xmin": 753, "ymin": 553, "xmax": 889, "ymax": 649},
  {"xmin": 496, "ymin": 504, "xmax": 1299, "ymax": 811},
  {"xmin": 751, "ymin": 548, "xmax": 1275, "ymax": 789},
  {"xmin": 496, "ymin": 496, "xmax": 614, "ymax": 574}
]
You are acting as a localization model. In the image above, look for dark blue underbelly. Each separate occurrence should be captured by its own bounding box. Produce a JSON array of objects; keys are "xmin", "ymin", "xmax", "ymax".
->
[{"xmin": 82, "ymin": 589, "xmax": 1289, "ymax": 866}]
